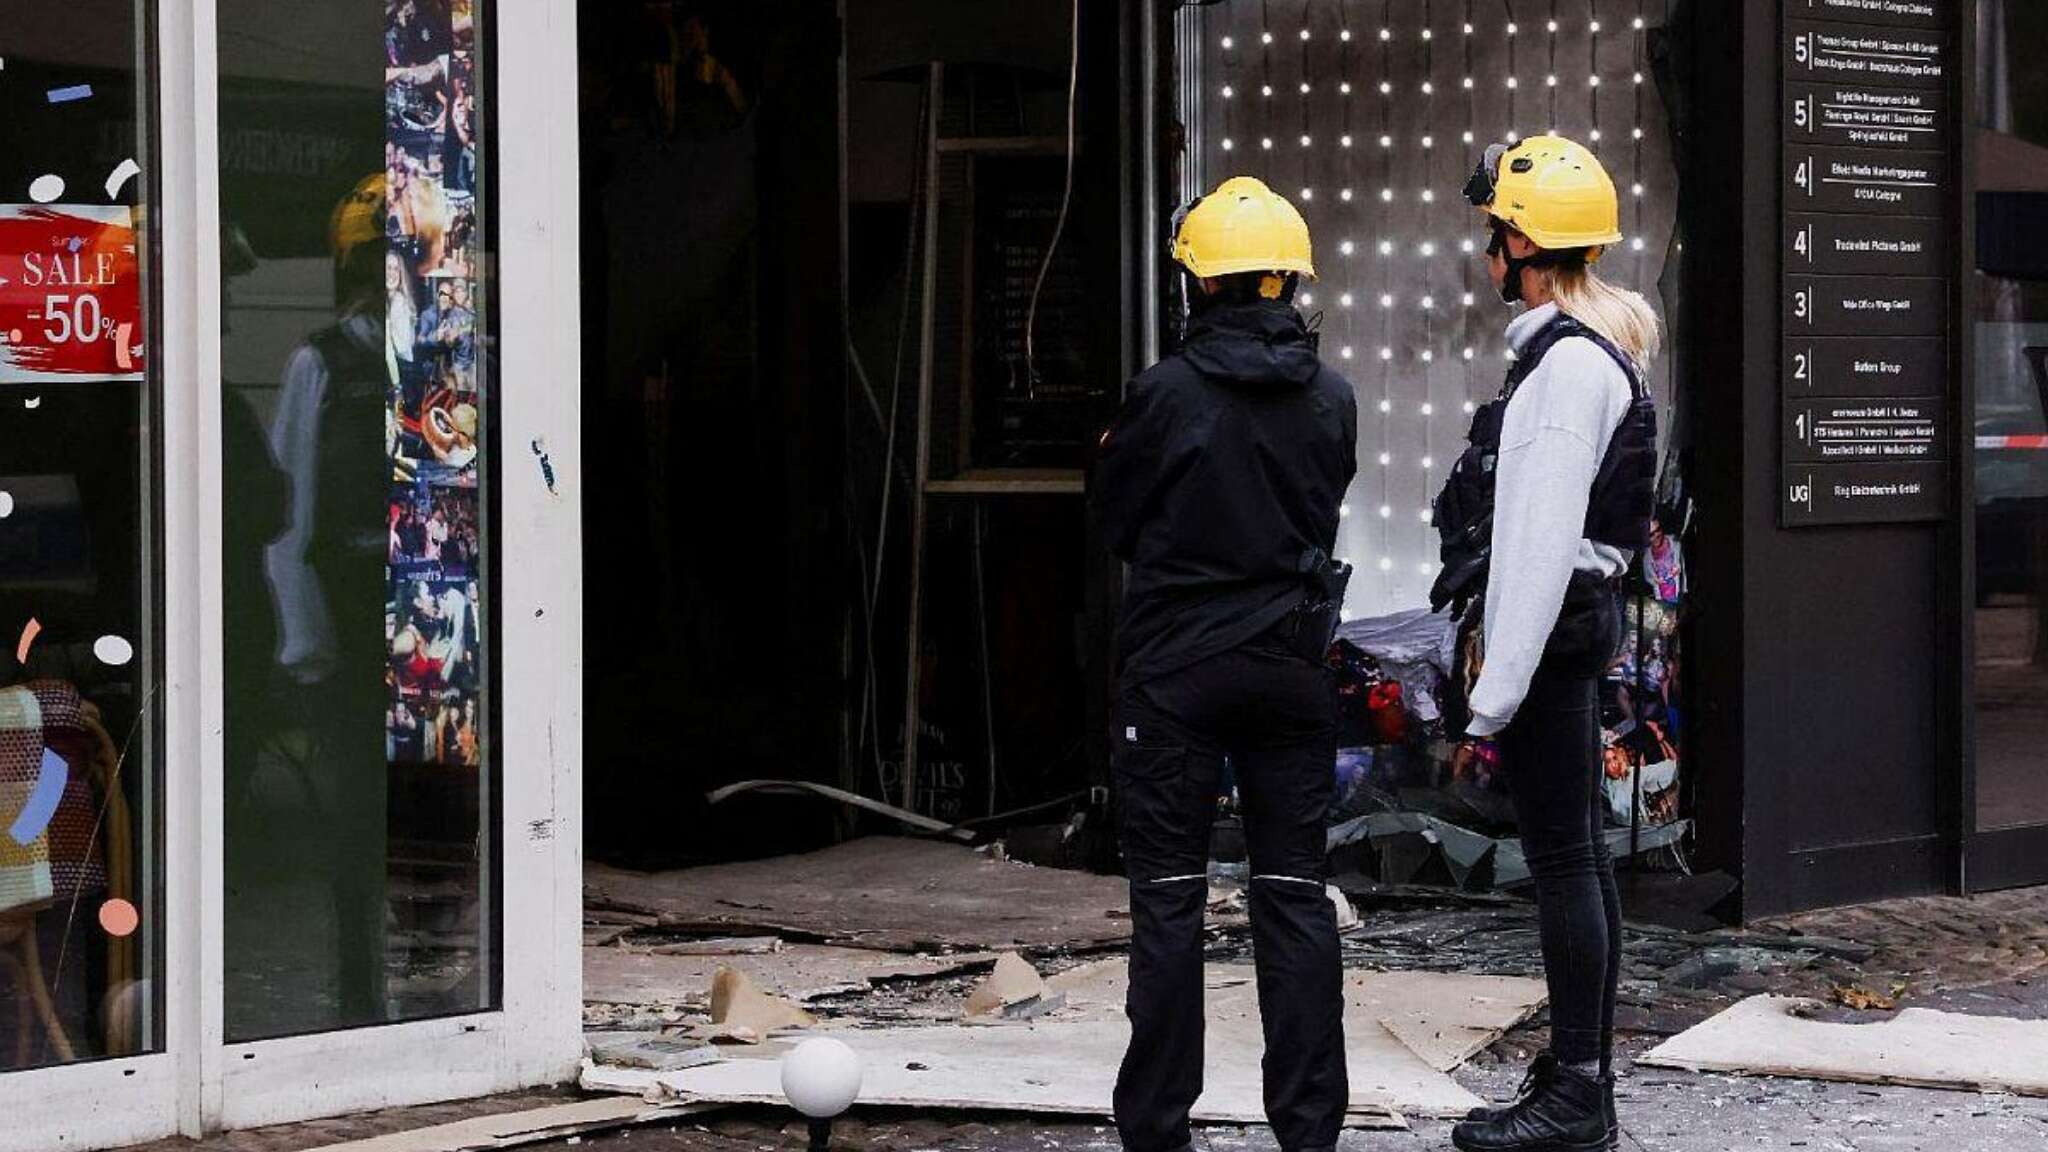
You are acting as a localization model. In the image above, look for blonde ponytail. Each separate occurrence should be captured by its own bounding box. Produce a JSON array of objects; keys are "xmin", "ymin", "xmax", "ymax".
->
[{"xmin": 1544, "ymin": 261, "xmax": 1662, "ymax": 366}]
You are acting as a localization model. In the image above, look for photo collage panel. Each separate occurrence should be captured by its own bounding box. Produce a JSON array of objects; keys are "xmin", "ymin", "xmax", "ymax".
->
[{"xmin": 384, "ymin": 0, "xmax": 484, "ymax": 768}]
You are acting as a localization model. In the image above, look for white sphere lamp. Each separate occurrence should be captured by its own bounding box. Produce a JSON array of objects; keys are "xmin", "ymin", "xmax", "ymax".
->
[{"xmin": 782, "ymin": 1037, "xmax": 864, "ymax": 1151}]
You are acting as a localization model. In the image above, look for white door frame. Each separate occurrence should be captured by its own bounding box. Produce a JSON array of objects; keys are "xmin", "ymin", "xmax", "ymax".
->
[{"xmin": 1, "ymin": 2, "xmax": 583, "ymax": 1147}]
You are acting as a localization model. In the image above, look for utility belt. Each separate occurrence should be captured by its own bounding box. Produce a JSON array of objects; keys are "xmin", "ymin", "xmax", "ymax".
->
[
  {"xmin": 1267, "ymin": 548, "xmax": 1354, "ymax": 662},
  {"xmin": 1451, "ymin": 569, "xmax": 1622, "ymax": 722}
]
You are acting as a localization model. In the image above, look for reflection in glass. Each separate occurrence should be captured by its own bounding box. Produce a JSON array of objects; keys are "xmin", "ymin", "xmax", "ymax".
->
[
  {"xmin": 0, "ymin": 0, "xmax": 159, "ymax": 1073},
  {"xmin": 1974, "ymin": 0, "xmax": 2048, "ymax": 831},
  {"xmin": 220, "ymin": 0, "xmax": 495, "ymax": 1041}
]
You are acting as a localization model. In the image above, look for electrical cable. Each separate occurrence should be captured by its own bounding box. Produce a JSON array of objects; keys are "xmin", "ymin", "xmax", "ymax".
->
[
  {"xmin": 956, "ymin": 788, "xmax": 1097, "ymax": 831},
  {"xmin": 856, "ymin": 78, "xmax": 936, "ymax": 803},
  {"xmin": 1023, "ymin": 0, "xmax": 1083, "ymax": 395}
]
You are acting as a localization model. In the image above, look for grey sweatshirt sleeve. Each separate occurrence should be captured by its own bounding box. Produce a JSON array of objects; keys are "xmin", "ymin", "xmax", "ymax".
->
[
  {"xmin": 264, "ymin": 343, "xmax": 338, "ymax": 684},
  {"xmin": 1466, "ymin": 339, "xmax": 1632, "ymax": 736}
]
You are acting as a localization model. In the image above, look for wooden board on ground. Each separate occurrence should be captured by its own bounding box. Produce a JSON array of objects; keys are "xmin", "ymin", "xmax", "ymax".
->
[
  {"xmin": 612, "ymin": 1025, "xmax": 1403, "ymax": 1130},
  {"xmin": 307, "ymin": 1097, "xmax": 708, "ymax": 1151},
  {"xmin": 1043, "ymin": 960, "xmax": 1539, "ymax": 1116},
  {"xmin": 584, "ymin": 944, "xmax": 999, "ymax": 1007},
  {"xmin": 1639, "ymin": 995, "xmax": 2048, "ymax": 1097},
  {"xmin": 585, "ymin": 838, "xmax": 1131, "ymax": 953}
]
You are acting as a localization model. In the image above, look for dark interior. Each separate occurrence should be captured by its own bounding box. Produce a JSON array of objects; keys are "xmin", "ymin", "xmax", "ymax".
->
[{"xmin": 577, "ymin": 0, "xmax": 1131, "ymax": 868}]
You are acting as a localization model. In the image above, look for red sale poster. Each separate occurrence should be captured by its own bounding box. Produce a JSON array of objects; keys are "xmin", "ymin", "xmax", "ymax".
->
[{"xmin": 0, "ymin": 205, "xmax": 144, "ymax": 384}]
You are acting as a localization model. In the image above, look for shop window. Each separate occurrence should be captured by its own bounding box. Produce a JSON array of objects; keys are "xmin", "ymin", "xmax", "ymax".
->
[
  {"xmin": 0, "ymin": 0, "xmax": 160, "ymax": 1073},
  {"xmin": 1972, "ymin": 0, "xmax": 2048, "ymax": 833},
  {"xmin": 218, "ymin": 0, "xmax": 497, "ymax": 1040}
]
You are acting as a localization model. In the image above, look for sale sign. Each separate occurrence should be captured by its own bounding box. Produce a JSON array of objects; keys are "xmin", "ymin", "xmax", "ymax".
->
[{"xmin": 0, "ymin": 205, "xmax": 144, "ymax": 384}]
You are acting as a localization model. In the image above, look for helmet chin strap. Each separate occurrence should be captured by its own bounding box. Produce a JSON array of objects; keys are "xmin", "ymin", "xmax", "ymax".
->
[
  {"xmin": 1498, "ymin": 252, "xmax": 1539, "ymax": 304},
  {"xmin": 1493, "ymin": 228, "xmax": 1584, "ymax": 305}
]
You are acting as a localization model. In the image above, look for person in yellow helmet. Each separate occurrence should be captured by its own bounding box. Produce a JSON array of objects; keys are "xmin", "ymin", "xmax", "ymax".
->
[
  {"xmin": 252, "ymin": 174, "xmax": 400, "ymax": 1030},
  {"xmin": 1091, "ymin": 176, "xmax": 1356, "ymax": 1152},
  {"xmin": 1436, "ymin": 137, "xmax": 1662, "ymax": 1152}
]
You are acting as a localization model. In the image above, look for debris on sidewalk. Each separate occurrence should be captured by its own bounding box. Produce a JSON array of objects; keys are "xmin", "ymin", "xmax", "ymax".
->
[
  {"xmin": 304, "ymin": 1097, "xmax": 711, "ymax": 1151},
  {"xmin": 578, "ymin": 958, "xmax": 1547, "ymax": 1129},
  {"xmin": 1327, "ymin": 809, "xmax": 1691, "ymax": 890},
  {"xmin": 1832, "ymin": 983, "xmax": 1904, "ymax": 1012},
  {"xmin": 1045, "ymin": 959, "xmax": 1543, "ymax": 1115},
  {"xmin": 585, "ymin": 837, "xmax": 1131, "ymax": 952},
  {"xmin": 708, "ymin": 967, "xmax": 817, "ymax": 1039},
  {"xmin": 1657, "ymin": 944, "xmax": 1820, "ymax": 991},
  {"xmin": 585, "ymin": 941, "xmax": 997, "ymax": 1009},
  {"xmin": 586, "ymin": 1017, "xmax": 1403, "ymax": 1129},
  {"xmin": 583, "ymin": 924, "xmax": 636, "ymax": 948},
  {"xmin": 1639, "ymin": 995, "xmax": 2048, "ymax": 1097},
  {"xmin": 963, "ymin": 953, "xmax": 1063, "ymax": 1020},
  {"xmin": 1344, "ymin": 971, "xmax": 1551, "ymax": 1071},
  {"xmin": 585, "ymin": 1032, "xmax": 724, "ymax": 1072},
  {"xmin": 650, "ymin": 936, "xmax": 784, "ymax": 957},
  {"xmin": 564, "ymin": 842, "xmax": 2048, "ymax": 1149}
]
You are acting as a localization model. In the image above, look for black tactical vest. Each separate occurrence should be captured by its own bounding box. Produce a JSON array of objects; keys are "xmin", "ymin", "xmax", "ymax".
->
[
  {"xmin": 1429, "ymin": 313, "xmax": 1658, "ymax": 616},
  {"xmin": 306, "ymin": 323, "xmax": 396, "ymax": 660}
]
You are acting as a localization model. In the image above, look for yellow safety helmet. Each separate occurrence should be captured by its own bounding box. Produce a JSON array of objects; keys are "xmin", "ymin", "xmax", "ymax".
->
[
  {"xmin": 330, "ymin": 173, "xmax": 387, "ymax": 260},
  {"xmin": 1463, "ymin": 135, "xmax": 1623, "ymax": 256},
  {"xmin": 1171, "ymin": 175, "xmax": 1316, "ymax": 282}
]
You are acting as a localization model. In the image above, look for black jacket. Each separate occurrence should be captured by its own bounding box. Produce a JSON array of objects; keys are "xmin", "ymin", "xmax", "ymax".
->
[{"xmin": 1091, "ymin": 299, "xmax": 1359, "ymax": 685}]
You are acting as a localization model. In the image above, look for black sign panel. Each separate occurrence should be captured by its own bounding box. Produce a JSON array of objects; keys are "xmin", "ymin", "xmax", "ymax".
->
[
  {"xmin": 1787, "ymin": 0, "xmax": 1945, "ymax": 30},
  {"xmin": 1784, "ymin": 214, "xmax": 1945, "ymax": 276},
  {"xmin": 1785, "ymin": 82, "xmax": 1945, "ymax": 150},
  {"xmin": 1782, "ymin": 462, "xmax": 1948, "ymax": 525},
  {"xmin": 1786, "ymin": 21, "xmax": 1948, "ymax": 89},
  {"xmin": 1784, "ymin": 396, "xmax": 1944, "ymax": 463},
  {"xmin": 1780, "ymin": 3, "xmax": 1954, "ymax": 527},
  {"xmin": 1783, "ymin": 336, "xmax": 1946, "ymax": 398},
  {"xmin": 1786, "ymin": 147, "xmax": 1944, "ymax": 215},
  {"xmin": 1785, "ymin": 275, "xmax": 1945, "ymax": 337}
]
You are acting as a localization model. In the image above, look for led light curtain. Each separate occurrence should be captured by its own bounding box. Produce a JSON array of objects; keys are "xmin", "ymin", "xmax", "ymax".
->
[{"xmin": 1183, "ymin": 0, "xmax": 1678, "ymax": 619}]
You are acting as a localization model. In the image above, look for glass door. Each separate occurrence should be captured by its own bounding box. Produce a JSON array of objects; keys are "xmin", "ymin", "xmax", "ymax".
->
[
  {"xmin": 1970, "ymin": 0, "xmax": 2048, "ymax": 887},
  {"xmin": 206, "ymin": 0, "xmax": 580, "ymax": 1132},
  {"xmin": 216, "ymin": 0, "xmax": 497, "ymax": 1042}
]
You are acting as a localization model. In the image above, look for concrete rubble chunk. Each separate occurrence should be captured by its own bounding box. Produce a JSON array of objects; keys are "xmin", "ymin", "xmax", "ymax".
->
[
  {"xmin": 709, "ymin": 966, "xmax": 816, "ymax": 1037},
  {"xmin": 964, "ymin": 953, "xmax": 1055, "ymax": 1019}
]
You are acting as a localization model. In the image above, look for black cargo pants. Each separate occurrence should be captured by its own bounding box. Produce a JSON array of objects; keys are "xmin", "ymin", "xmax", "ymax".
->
[{"xmin": 1111, "ymin": 640, "xmax": 1347, "ymax": 1152}]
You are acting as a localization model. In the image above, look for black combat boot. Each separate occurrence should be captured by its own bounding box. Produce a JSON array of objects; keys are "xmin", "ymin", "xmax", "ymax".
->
[
  {"xmin": 1464, "ymin": 1052, "xmax": 1558, "ymax": 1123},
  {"xmin": 1450, "ymin": 1062, "xmax": 1612, "ymax": 1152},
  {"xmin": 1465, "ymin": 1056, "xmax": 1618, "ymax": 1149}
]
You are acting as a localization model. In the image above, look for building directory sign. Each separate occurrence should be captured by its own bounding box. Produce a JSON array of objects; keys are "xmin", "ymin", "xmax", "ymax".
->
[{"xmin": 1781, "ymin": 0, "xmax": 1952, "ymax": 526}]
